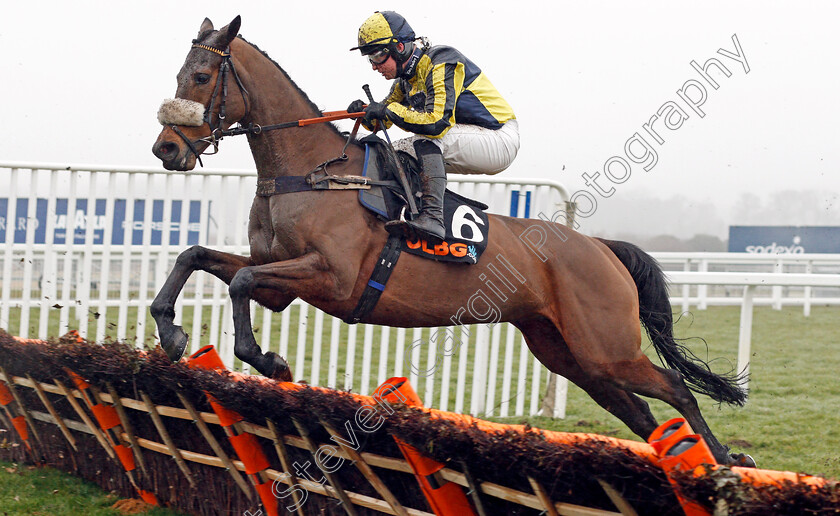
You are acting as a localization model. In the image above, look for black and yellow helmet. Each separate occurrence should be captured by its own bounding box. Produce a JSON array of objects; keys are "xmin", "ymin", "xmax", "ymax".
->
[{"xmin": 350, "ymin": 11, "xmax": 416, "ymax": 64}]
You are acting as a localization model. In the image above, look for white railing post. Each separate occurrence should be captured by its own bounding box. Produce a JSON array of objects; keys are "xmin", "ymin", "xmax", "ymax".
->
[
  {"xmin": 155, "ymin": 174, "xmax": 175, "ymax": 345},
  {"xmin": 60, "ymin": 171, "xmax": 79, "ymax": 336},
  {"xmin": 79, "ymin": 170, "xmax": 98, "ymax": 340},
  {"xmin": 470, "ymin": 325, "xmax": 489, "ymax": 416},
  {"xmin": 804, "ymin": 260, "xmax": 813, "ymax": 317},
  {"xmin": 454, "ymin": 326, "xmax": 470, "ymax": 414},
  {"xmin": 95, "ymin": 172, "xmax": 118, "ymax": 343},
  {"xmin": 135, "ymin": 174, "xmax": 154, "ymax": 346},
  {"xmin": 681, "ymin": 259, "xmax": 691, "ymax": 314},
  {"xmin": 39, "ymin": 171, "xmax": 60, "ymax": 340},
  {"xmin": 697, "ymin": 259, "xmax": 709, "ymax": 310},
  {"xmin": 772, "ymin": 258, "xmax": 783, "ymax": 310},
  {"xmin": 484, "ymin": 323, "xmax": 502, "ymax": 416},
  {"xmin": 327, "ymin": 316, "xmax": 341, "ymax": 389},
  {"xmin": 737, "ymin": 285, "xmax": 755, "ymax": 392},
  {"xmin": 20, "ymin": 168, "xmax": 38, "ymax": 339},
  {"xmin": 343, "ymin": 323, "xmax": 357, "ymax": 392},
  {"xmin": 499, "ymin": 324, "xmax": 516, "ymax": 418},
  {"xmin": 118, "ymin": 173, "xmax": 137, "ymax": 342},
  {"xmin": 554, "ymin": 375, "xmax": 568, "ymax": 419},
  {"xmin": 0, "ymin": 168, "xmax": 18, "ymax": 331}
]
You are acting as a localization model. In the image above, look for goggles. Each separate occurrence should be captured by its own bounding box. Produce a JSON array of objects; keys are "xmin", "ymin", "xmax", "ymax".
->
[{"xmin": 367, "ymin": 47, "xmax": 391, "ymax": 65}]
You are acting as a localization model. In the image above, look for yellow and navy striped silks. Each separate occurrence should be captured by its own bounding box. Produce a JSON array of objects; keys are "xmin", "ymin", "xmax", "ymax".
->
[{"xmin": 378, "ymin": 45, "xmax": 515, "ymax": 138}]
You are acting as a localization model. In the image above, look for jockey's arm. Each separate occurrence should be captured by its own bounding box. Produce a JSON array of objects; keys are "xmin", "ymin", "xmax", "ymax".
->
[{"xmin": 384, "ymin": 61, "xmax": 460, "ymax": 138}]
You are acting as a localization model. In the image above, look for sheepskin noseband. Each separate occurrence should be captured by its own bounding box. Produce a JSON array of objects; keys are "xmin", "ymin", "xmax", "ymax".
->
[{"xmin": 157, "ymin": 98, "xmax": 206, "ymax": 126}]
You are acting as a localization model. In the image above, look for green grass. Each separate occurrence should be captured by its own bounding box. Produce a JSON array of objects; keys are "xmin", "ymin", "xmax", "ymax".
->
[
  {"xmin": 501, "ymin": 306, "xmax": 840, "ymax": 479},
  {"xmin": 0, "ymin": 460, "xmax": 184, "ymax": 515},
  {"xmin": 4, "ymin": 304, "xmax": 840, "ymax": 480}
]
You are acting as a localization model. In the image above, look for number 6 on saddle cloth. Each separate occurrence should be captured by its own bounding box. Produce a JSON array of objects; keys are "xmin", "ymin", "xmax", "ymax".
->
[{"xmin": 356, "ymin": 135, "xmax": 491, "ymax": 264}]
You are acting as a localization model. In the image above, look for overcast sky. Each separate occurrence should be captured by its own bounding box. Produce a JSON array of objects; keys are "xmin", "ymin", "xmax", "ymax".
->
[{"xmin": 2, "ymin": 1, "xmax": 838, "ymax": 234}]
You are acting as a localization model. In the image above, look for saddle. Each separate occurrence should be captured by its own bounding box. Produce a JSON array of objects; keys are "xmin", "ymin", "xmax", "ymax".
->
[{"xmin": 353, "ymin": 135, "xmax": 490, "ymax": 264}]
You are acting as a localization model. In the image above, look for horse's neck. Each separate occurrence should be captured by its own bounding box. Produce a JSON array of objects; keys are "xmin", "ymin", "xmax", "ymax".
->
[{"xmin": 233, "ymin": 40, "xmax": 351, "ymax": 179}]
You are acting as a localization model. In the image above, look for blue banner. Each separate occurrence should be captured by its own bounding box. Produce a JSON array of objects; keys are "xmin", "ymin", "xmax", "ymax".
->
[
  {"xmin": 0, "ymin": 198, "xmax": 201, "ymax": 246},
  {"xmin": 728, "ymin": 226, "xmax": 840, "ymax": 254}
]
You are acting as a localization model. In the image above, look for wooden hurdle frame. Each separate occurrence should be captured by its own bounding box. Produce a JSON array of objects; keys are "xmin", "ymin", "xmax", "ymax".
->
[{"xmin": 0, "ymin": 336, "xmax": 832, "ymax": 516}]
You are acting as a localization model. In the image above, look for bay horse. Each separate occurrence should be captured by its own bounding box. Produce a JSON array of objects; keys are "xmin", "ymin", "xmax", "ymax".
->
[{"xmin": 151, "ymin": 16, "xmax": 753, "ymax": 466}]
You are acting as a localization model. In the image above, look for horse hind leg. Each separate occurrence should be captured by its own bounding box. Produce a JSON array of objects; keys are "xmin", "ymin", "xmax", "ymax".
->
[
  {"xmin": 227, "ymin": 253, "xmax": 337, "ymax": 381},
  {"xmin": 227, "ymin": 268, "xmax": 292, "ymax": 381},
  {"xmin": 601, "ymin": 356, "xmax": 742, "ymax": 464},
  {"xmin": 516, "ymin": 318, "xmax": 659, "ymax": 441},
  {"xmin": 578, "ymin": 379, "xmax": 660, "ymax": 440}
]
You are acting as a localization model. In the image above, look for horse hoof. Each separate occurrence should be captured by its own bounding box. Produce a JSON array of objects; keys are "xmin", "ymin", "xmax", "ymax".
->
[
  {"xmin": 268, "ymin": 353, "xmax": 293, "ymax": 382},
  {"xmin": 730, "ymin": 453, "xmax": 757, "ymax": 468},
  {"xmin": 162, "ymin": 326, "xmax": 189, "ymax": 362}
]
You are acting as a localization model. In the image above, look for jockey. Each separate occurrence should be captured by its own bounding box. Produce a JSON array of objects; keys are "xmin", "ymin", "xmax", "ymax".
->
[{"xmin": 348, "ymin": 11, "xmax": 520, "ymax": 243}]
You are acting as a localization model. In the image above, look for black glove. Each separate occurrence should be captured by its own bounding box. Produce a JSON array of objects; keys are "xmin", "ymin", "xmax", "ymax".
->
[
  {"xmin": 363, "ymin": 102, "xmax": 389, "ymax": 125},
  {"xmin": 347, "ymin": 99, "xmax": 366, "ymax": 113}
]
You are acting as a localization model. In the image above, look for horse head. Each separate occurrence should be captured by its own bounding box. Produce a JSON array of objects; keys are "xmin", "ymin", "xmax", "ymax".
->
[{"xmin": 152, "ymin": 16, "xmax": 248, "ymax": 171}]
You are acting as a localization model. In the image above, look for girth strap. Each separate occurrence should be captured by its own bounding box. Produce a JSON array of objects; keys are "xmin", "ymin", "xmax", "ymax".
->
[
  {"xmin": 346, "ymin": 235, "xmax": 404, "ymax": 324},
  {"xmin": 256, "ymin": 176, "xmax": 312, "ymax": 196},
  {"xmin": 256, "ymin": 174, "xmax": 400, "ymax": 196}
]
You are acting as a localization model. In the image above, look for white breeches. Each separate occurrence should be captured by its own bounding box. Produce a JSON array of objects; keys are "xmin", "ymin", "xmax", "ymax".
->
[{"xmin": 392, "ymin": 119, "xmax": 520, "ymax": 175}]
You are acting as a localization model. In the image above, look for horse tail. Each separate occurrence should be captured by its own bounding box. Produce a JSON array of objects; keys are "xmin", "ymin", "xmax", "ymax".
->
[{"xmin": 596, "ymin": 238, "xmax": 748, "ymax": 406}]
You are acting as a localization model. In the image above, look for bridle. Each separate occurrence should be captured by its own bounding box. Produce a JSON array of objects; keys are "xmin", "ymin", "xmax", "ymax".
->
[
  {"xmin": 167, "ymin": 38, "xmax": 363, "ymax": 169},
  {"xmin": 168, "ymin": 41, "xmax": 251, "ymax": 167}
]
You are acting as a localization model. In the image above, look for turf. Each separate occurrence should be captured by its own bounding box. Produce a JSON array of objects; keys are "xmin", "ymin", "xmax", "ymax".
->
[{"xmin": 0, "ymin": 459, "xmax": 184, "ymax": 515}]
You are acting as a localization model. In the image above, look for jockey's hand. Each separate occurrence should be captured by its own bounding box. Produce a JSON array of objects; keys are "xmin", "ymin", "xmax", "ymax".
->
[
  {"xmin": 347, "ymin": 99, "xmax": 366, "ymax": 114},
  {"xmin": 363, "ymin": 102, "xmax": 389, "ymax": 125}
]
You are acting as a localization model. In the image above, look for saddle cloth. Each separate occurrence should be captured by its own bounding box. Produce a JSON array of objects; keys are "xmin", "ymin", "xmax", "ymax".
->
[{"xmin": 358, "ymin": 135, "xmax": 489, "ymax": 264}]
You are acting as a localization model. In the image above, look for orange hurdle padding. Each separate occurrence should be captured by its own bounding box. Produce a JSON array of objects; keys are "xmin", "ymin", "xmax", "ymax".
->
[
  {"xmin": 229, "ymin": 432, "xmax": 272, "ymax": 475},
  {"xmin": 649, "ymin": 420, "xmax": 715, "ymax": 516},
  {"xmin": 0, "ymin": 381, "xmax": 14, "ymax": 406},
  {"xmin": 375, "ymin": 377, "xmax": 476, "ymax": 516},
  {"xmin": 188, "ymin": 345, "xmax": 278, "ymax": 516},
  {"xmin": 11, "ymin": 415, "xmax": 29, "ymax": 442},
  {"xmin": 1, "ymin": 381, "xmax": 32, "ymax": 450},
  {"xmin": 91, "ymin": 403, "xmax": 122, "ymax": 431},
  {"xmin": 65, "ymin": 368, "xmax": 91, "ymax": 391},
  {"xmin": 64, "ymin": 368, "xmax": 156, "ymax": 506},
  {"xmin": 648, "ymin": 417, "xmax": 695, "ymax": 457},
  {"xmin": 139, "ymin": 489, "xmax": 159, "ymax": 505},
  {"xmin": 114, "ymin": 443, "xmax": 137, "ymax": 472}
]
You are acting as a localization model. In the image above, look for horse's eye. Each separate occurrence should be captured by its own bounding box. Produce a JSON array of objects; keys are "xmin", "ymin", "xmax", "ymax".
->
[{"xmin": 194, "ymin": 73, "xmax": 211, "ymax": 85}]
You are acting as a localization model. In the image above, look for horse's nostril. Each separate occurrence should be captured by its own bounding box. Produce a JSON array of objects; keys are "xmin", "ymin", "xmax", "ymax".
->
[
  {"xmin": 154, "ymin": 141, "xmax": 179, "ymax": 160},
  {"xmin": 160, "ymin": 142, "xmax": 178, "ymax": 157}
]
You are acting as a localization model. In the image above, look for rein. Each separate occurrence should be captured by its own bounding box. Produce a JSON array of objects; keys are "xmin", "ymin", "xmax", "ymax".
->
[{"xmin": 170, "ymin": 41, "xmax": 364, "ymax": 167}]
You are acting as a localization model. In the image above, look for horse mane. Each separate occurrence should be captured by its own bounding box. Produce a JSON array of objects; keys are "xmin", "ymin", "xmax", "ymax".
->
[
  {"xmin": 193, "ymin": 27, "xmax": 362, "ymax": 145},
  {"xmin": 236, "ymin": 35, "xmax": 357, "ymax": 142}
]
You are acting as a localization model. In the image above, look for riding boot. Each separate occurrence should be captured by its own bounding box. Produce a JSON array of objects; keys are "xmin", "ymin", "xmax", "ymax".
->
[{"xmin": 386, "ymin": 140, "xmax": 447, "ymax": 243}]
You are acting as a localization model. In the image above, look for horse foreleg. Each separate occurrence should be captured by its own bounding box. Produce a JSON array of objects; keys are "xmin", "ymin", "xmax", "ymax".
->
[
  {"xmin": 151, "ymin": 245, "xmax": 252, "ymax": 361},
  {"xmin": 228, "ymin": 253, "xmax": 334, "ymax": 380}
]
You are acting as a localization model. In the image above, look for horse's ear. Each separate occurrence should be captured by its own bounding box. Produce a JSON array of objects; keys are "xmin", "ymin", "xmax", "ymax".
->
[
  {"xmin": 198, "ymin": 18, "xmax": 214, "ymax": 38},
  {"xmin": 219, "ymin": 16, "xmax": 241, "ymax": 46}
]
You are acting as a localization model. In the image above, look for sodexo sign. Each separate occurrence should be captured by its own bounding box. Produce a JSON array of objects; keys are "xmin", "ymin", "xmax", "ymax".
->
[{"xmin": 728, "ymin": 226, "xmax": 840, "ymax": 254}]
